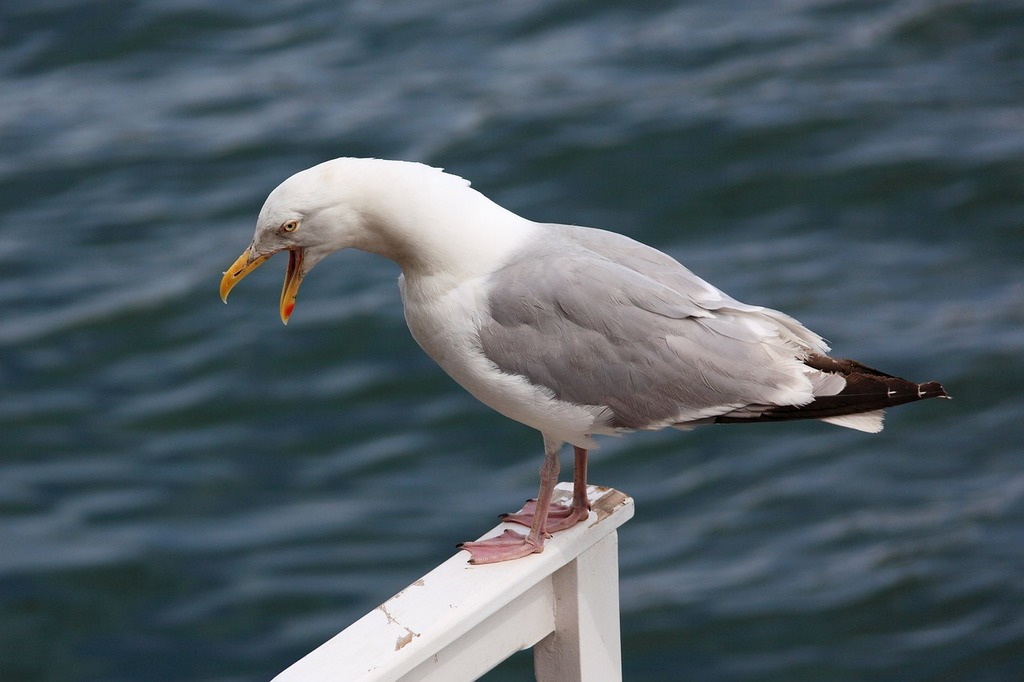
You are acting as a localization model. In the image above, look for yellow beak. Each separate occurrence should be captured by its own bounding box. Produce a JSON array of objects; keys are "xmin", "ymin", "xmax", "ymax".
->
[{"xmin": 220, "ymin": 247, "xmax": 306, "ymax": 325}]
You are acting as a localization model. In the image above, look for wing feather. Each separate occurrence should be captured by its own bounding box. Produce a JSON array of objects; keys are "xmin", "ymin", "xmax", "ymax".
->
[{"xmin": 478, "ymin": 226, "xmax": 829, "ymax": 430}]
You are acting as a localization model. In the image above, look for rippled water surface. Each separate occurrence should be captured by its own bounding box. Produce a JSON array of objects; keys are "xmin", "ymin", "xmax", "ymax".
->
[{"xmin": 2, "ymin": 1, "xmax": 1023, "ymax": 680}]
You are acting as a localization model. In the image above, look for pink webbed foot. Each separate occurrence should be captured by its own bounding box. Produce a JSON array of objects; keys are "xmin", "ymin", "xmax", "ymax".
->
[
  {"xmin": 457, "ymin": 529, "xmax": 543, "ymax": 564},
  {"xmin": 501, "ymin": 498, "xmax": 591, "ymax": 534}
]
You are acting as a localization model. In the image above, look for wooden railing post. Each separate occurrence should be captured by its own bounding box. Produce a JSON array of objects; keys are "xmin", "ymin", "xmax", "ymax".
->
[
  {"xmin": 534, "ymin": 532, "xmax": 622, "ymax": 681},
  {"xmin": 272, "ymin": 483, "xmax": 634, "ymax": 682}
]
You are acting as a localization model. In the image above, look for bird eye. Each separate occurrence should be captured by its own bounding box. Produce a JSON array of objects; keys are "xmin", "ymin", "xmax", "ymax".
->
[{"xmin": 280, "ymin": 220, "xmax": 299, "ymax": 234}]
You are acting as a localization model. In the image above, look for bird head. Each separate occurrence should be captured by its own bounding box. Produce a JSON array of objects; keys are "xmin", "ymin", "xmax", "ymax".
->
[{"xmin": 219, "ymin": 160, "xmax": 369, "ymax": 324}]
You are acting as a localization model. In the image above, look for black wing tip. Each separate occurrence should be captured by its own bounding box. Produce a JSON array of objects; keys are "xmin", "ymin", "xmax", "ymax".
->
[
  {"xmin": 712, "ymin": 363, "xmax": 950, "ymax": 427},
  {"xmin": 919, "ymin": 380, "xmax": 950, "ymax": 400}
]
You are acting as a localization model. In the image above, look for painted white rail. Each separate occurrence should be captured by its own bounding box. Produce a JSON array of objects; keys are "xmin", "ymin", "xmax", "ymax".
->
[{"xmin": 273, "ymin": 483, "xmax": 634, "ymax": 682}]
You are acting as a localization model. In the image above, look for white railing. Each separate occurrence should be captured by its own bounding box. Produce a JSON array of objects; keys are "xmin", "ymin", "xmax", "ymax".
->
[{"xmin": 273, "ymin": 483, "xmax": 635, "ymax": 682}]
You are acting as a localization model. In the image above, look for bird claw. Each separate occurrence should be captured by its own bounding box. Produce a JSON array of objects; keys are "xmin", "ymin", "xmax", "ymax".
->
[
  {"xmin": 501, "ymin": 498, "xmax": 590, "ymax": 534},
  {"xmin": 458, "ymin": 529, "xmax": 543, "ymax": 564}
]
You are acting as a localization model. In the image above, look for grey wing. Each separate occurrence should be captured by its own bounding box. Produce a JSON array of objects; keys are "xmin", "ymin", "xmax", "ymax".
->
[{"xmin": 478, "ymin": 226, "xmax": 833, "ymax": 430}]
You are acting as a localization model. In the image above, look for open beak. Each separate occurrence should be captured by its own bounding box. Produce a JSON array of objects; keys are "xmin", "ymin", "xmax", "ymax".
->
[
  {"xmin": 220, "ymin": 247, "xmax": 306, "ymax": 325},
  {"xmin": 279, "ymin": 248, "xmax": 304, "ymax": 325}
]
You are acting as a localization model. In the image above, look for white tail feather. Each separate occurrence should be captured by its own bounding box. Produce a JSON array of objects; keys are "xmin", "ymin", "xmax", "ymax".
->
[{"xmin": 820, "ymin": 410, "xmax": 885, "ymax": 433}]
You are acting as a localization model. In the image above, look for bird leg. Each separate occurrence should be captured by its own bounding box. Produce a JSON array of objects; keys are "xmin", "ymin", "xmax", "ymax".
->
[
  {"xmin": 501, "ymin": 445, "xmax": 591, "ymax": 534},
  {"xmin": 458, "ymin": 437, "xmax": 569, "ymax": 564}
]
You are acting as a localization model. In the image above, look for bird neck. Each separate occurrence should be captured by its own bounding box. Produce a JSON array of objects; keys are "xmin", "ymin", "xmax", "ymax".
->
[{"xmin": 358, "ymin": 166, "xmax": 537, "ymax": 291}]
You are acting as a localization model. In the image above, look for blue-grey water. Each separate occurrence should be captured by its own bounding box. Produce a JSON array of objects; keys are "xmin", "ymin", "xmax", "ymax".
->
[{"xmin": 2, "ymin": 1, "xmax": 1023, "ymax": 680}]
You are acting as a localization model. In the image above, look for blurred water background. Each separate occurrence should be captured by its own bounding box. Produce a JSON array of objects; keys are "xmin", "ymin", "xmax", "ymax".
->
[{"xmin": 2, "ymin": 1, "xmax": 1023, "ymax": 680}]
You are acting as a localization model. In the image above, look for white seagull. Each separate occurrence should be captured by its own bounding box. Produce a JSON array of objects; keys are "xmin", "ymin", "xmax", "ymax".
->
[{"xmin": 220, "ymin": 158, "xmax": 948, "ymax": 564}]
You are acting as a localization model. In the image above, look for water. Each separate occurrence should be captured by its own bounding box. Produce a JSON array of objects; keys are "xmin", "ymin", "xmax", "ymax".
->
[{"xmin": 2, "ymin": 1, "xmax": 1023, "ymax": 680}]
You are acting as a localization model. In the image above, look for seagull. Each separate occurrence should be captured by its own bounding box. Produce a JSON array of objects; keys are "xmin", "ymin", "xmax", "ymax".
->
[{"xmin": 220, "ymin": 158, "xmax": 948, "ymax": 564}]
